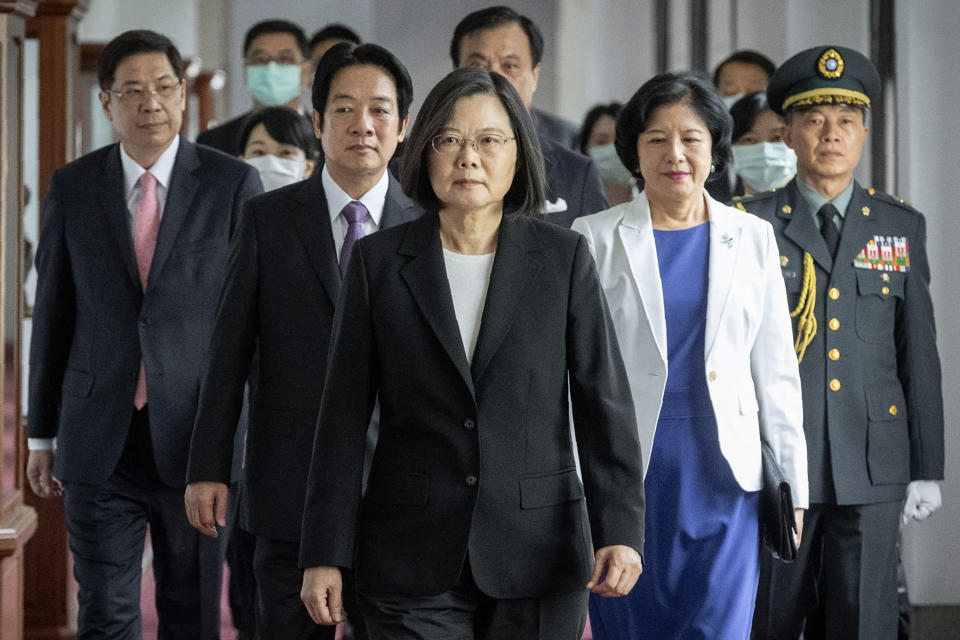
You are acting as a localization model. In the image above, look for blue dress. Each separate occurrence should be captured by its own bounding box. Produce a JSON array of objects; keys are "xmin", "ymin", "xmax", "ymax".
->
[{"xmin": 589, "ymin": 223, "xmax": 760, "ymax": 639}]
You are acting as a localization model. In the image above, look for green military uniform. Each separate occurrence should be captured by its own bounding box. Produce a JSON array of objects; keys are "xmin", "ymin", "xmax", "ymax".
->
[{"xmin": 743, "ymin": 46, "xmax": 944, "ymax": 640}]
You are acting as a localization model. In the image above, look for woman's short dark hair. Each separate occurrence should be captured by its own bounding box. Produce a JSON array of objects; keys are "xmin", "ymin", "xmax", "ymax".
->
[
  {"xmin": 312, "ymin": 42, "xmax": 413, "ymax": 134},
  {"xmin": 400, "ymin": 67, "xmax": 545, "ymax": 216},
  {"xmin": 615, "ymin": 72, "xmax": 733, "ymax": 189},
  {"xmin": 730, "ymin": 91, "xmax": 771, "ymax": 143},
  {"xmin": 237, "ymin": 106, "xmax": 318, "ymax": 159},
  {"xmin": 578, "ymin": 102, "xmax": 623, "ymax": 155},
  {"xmin": 243, "ymin": 20, "xmax": 309, "ymax": 59},
  {"xmin": 98, "ymin": 30, "xmax": 183, "ymax": 91}
]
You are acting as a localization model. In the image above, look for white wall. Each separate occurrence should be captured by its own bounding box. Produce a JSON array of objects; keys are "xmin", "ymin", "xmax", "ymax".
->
[
  {"xmin": 78, "ymin": 0, "xmax": 199, "ymax": 55},
  {"xmin": 896, "ymin": 0, "xmax": 960, "ymax": 605}
]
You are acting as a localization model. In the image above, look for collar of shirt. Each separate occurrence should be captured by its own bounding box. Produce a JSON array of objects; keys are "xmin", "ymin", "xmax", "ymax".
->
[
  {"xmin": 797, "ymin": 176, "xmax": 854, "ymax": 229},
  {"xmin": 322, "ymin": 164, "xmax": 388, "ymax": 228},
  {"xmin": 120, "ymin": 134, "xmax": 180, "ymax": 199}
]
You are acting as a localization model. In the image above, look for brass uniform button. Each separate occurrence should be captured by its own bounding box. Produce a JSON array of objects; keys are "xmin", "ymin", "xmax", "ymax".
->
[
  {"xmin": 829, "ymin": 318, "xmax": 840, "ymax": 330},
  {"xmin": 882, "ymin": 286, "xmax": 890, "ymax": 295},
  {"xmin": 829, "ymin": 287, "xmax": 840, "ymax": 300},
  {"xmin": 868, "ymin": 187, "xmax": 876, "ymax": 195},
  {"xmin": 889, "ymin": 405, "xmax": 898, "ymax": 416},
  {"xmin": 781, "ymin": 205, "xmax": 792, "ymax": 214},
  {"xmin": 708, "ymin": 371, "xmax": 717, "ymax": 382},
  {"xmin": 882, "ymin": 272, "xmax": 890, "ymax": 282},
  {"xmin": 829, "ymin": 349, "xmax": 840, "ymax": 360},
  {"xmin": 829, "ymin": 379, "xmax": 841, "ymax": 391}
]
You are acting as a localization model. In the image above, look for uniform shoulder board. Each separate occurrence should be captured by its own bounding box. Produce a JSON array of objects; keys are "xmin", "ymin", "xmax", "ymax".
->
[{"xmin": 869, "ymin": 188, "xmax": 920, "ymax": 214}]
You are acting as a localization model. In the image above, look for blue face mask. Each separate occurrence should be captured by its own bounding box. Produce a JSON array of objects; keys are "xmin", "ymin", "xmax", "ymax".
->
[
  {"xmin": 731, "ymin": 142, "xmax": 797, "ymax": 193},
  {"xmin": 589, "ymin": 143, "xmax": 634, "ymax": 185},
  {"xmin": 721, "ymin": 93, "xmax": 744, "ymax": 111},
  {"xmin": 247, "ymin": 62, "xmax": 302, "ymax": 106}
]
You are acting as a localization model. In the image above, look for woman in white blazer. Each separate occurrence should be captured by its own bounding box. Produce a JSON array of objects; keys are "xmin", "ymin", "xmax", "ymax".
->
[{"xmin": 572, "ymin": 72, "xmax": 807, "ymax": 640}]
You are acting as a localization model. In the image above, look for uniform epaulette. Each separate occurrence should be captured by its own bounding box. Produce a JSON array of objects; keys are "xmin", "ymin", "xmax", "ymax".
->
[
  {"xmin": 867, "ymin": 188, "xmax": 920, "ymax": 214},
  {"xmin": 739, "ymin": 188, "xmax": 781, "ymax": 204}
]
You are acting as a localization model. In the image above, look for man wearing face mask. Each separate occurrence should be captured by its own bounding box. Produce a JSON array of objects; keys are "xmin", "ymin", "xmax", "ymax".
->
[
  {"xmin": 197, "ymin": 20, "xmax": 313, "ymax": 158},
  {"xmin": 185, "ymin": 42, "xmax": 423, "ymax": 640}
]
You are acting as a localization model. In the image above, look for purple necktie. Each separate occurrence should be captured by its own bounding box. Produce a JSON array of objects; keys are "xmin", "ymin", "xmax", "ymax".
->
[{"xmin": 340, "ymin": 200, "xmax": 368, "ymax": 273}]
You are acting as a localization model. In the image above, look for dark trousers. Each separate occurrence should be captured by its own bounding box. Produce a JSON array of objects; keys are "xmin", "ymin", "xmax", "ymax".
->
[
  {"xmin": 62, "ymin": 407, "xmax": 224, "ymax": 640},
  {"xmin": 358, "ymin": 560, "xmax": 588, "ymax": 640},
  {"xmin": 752, "ymin": 501, "xmax": 901, "ymax": 640}
]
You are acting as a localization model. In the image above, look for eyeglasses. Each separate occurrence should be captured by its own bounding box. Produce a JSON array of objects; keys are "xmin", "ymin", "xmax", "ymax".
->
[
  {"xmin": 105, "ymin": 80, "xmax": 183, "ymax": 104},
  {"xmin": 247, "ymin": 56, "xmax": 302, "ymax": 66},
  {"xmin": 431, "ymin": 134, "xmax": 516, "ymax": 156}
]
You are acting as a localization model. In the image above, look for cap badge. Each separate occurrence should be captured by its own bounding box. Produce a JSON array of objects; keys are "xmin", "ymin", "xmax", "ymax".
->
[{"xmin": 818, "ymin": 48, "xmax": 845, "ymax": 79}]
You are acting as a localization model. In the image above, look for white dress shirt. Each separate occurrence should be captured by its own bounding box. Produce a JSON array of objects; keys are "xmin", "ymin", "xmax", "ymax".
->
[{"xmin": 322, "ymin": 165, "xmax": 388, "ymax": 263}]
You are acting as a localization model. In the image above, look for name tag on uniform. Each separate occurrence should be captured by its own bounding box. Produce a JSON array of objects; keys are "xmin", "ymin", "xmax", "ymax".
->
[
  {"xmin": 543, "ymin": 197, "xmax": 568, "ymax": 214},
  {"xmin": 854, "ymin": 235, "xmax": 910, "ymax": 272}
]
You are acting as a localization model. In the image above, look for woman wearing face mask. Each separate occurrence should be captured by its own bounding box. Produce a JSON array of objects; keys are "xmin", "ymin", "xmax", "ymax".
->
[
  {"xmin": 239, "ymin": 106, "xmax": 318, "ymax": 191},
  {"xmin": 579, "ymin": 103, "xmax": 634, "ymax": 206},
  {"xmin": 729, "ymin": 92, "xmax": 797, "ymax": 197}
]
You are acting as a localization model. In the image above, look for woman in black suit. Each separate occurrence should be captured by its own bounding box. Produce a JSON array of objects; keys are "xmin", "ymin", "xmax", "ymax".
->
[{"xmin": 299, "ymin": 67, "xmax": 645, "ymax": 640}]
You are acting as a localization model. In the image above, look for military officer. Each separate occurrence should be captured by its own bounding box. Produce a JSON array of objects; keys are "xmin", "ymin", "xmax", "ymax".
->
[{"xmin": 740, "ymin": 46, "xmax": 944, "ymax": 640}]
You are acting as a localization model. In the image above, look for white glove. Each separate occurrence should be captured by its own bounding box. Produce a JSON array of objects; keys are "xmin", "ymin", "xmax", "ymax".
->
[{"xmin": 902, "ymin": 480, "xmax": 942, "ymax": 525}]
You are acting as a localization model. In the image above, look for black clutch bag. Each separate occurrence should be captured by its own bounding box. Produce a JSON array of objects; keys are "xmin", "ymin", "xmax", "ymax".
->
[{"xmin": 760, "ymin": 441, "xmax": 798, "ymax": 562}]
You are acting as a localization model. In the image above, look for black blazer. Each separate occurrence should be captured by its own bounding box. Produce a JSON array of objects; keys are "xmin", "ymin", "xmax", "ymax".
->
[
  {"xmin": 540, "ymin": 133, "xmax": 609, "ymax": 228},
  {"xmin": 299, "ymin": 213, "xmax": 645, "ymax": 599},
  {"xmin": 742, "ymin": 179, "xmax": 944, "ymax": 504},
  {"xmin": 196, "ymin": 112, "xmax": 249, "ymax": 157},
  {"xmin": 28, "ymin": 137, "xmax": 263, "ymax": 486},
  {"xmin": 186, "ymin": 172, "xmax": 422, "ymax": 542}
]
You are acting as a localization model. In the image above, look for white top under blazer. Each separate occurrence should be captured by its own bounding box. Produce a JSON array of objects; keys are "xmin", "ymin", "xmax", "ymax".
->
[{"xmin": 572, "ymin": 191, "xmax": 809, "ymax": 508}]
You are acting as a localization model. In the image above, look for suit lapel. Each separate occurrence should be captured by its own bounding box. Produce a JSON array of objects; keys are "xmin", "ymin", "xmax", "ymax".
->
[
  {"xmin": 831, "ymin": 182, "xmax": 877, "ymax": 278},
  {"xmin": 470, "ymin": 216, "xmax": 542, "ymax": 383},
  {"xmin": 704, "ymin": 199, "xmax": 741, "ymax": 360},
  {"xmin": 149, "ymin": 137, "xmax": 199, "ymax": 290},
  {"xmin": 618, "ymin": 194, "xmax": 668, "ymax": 365},
  {"xmin": 99, "ymin": 145, "xmax": 141, "ymax": 291},
  {"xmin": 381, "ymin": 173, "xmax": 421, "ymax": 228},
  {"xmin": 781, "ymin": 180, "xmax": 834, "ymax": 271},
  {"xmin": 399, "ymin": 214, "xmax": 475, "ymax": 397},
  {"xmin": 291, "ymin": 174, "xmax": 340, "ymax": 307}
]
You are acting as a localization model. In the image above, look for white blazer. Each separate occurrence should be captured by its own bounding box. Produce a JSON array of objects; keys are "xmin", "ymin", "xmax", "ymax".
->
[{"xmin": 572, "ymin": 191, "xmax": 808, "ymax": 507}]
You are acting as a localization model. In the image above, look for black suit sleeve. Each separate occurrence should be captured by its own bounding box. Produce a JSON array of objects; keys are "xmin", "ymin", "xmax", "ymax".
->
[
  {"xmin": 299, "ymin": 243, "xmax": 378, "ymax": 569},
  {"xmin": 896, "ymin": 214, "xmax": 944, "ymax": 480},
  {"xmin": 566, "ymin": 235, "xmax": 645, "ymax": 553},
  {"xmin": 231, "ymin": 166, "xmax": 264, "ymax": 236},
  {"xmin": 28, "ymin": 170, "xmax": 76, "ymax": 439},
  {"xmin": 186, "ymin": 201, "xmax": 260, "ymax": 484}
]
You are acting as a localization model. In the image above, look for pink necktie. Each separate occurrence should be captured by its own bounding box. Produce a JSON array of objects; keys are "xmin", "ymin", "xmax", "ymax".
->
[{"xmin": 133, "ymin": 172, "xmax": 160, "ymax": 409}]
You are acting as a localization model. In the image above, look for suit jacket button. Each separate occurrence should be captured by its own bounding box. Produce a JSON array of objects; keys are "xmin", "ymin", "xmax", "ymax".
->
[
  {"xmin": 463, "ymin": 418, "xmax": 475, "ymax": 430},
  {"xmin": 829, "ymin": 348, "xmax": 840, "ymax": 360},
  {"xmin": 829, "ymin": 318, "xmax": 840, "ymax": 331},
  {"xmin": 828, "ymin": 288, "xmax": 840, "ymax": 300},
  {"xmin": 465, "ymin": 474, "xmax": 477, "ymax": 487},
  {"xmin": 829, "ymin": 379, "xmax": 841, "ymax": 391},
  {"xmin": 889, "ymin": 405, "xmax": 898, "ymax": 416}
]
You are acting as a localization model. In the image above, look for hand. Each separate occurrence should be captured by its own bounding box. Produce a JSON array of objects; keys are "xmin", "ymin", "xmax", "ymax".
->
[
  {"xmin": 586, "ymin": 544, "xmax": 643, "ymax": 597},
  {"xmin": 184, "ymin": 481, "xmax": 229, "ymax": 537},
  {"xmin": 902, "ymin": 480, "xmax": 942, "ymax": 525},
  {"xmin": 793, "ymin": 508, "xmax": 805, "ymax": 548},
  {"xmin": 301, "ymin": 566, "xmax": 346, "ymax": 625},
  {"xmin": 26, "ymin": 450, "xmax": 62, "ymax": 498}
]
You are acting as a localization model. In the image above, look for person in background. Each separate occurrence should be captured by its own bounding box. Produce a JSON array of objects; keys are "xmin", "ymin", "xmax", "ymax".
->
[
  {"xmin": 713, "ymin": 49, "xmax": 777, "ymax": 109},
  {"xmin": 25, "ymin": 29, "xmax": 262, "ymax": 639},
  {"xmin": 729, "ymin": 91, "xmax": 795, "ymax": 197},
  {"xmin": 240, "ymin": 105, "xmax": 318, "ymax": 191},
  {"xmin": 300, "ymin": 67, "xmax": 644, "ymax": 639},
  {"xmin": 308, "ymin": 23, "xmax": 361, "ymax": 73},
  {"xmin": 198, "ymin": 20, "xmax": 312, "ymax": 157},
  {"xmin": 451, "ymin": 5, "xmax": 608, "ymax": 227},
  {"xmin": 709, "ymin": 49, "xmax": 777, "ymax": 203},
  {"xmin": 572, "ymin": 71, "xmax": 807, "ymax": 639},
  {"xmin": 579, "ymin": 102, "xmax": 633, "ymax": 206},
  {"xmin": 744, "ymin": 45, "xmax": 944, "ymax": 640},
  {"xmin": 185, "ymin": 42, "xmax": 422, "ymax": 640}
]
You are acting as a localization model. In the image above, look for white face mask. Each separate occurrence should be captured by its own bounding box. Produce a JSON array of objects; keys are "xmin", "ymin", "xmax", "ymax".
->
[
  {"xmin": 245, "ymin": 154, "xmax": 307, "ymax": 192},
  {"xmin": 721, "ymin": 93, "xmax": 745, "ymax": 110},
  {"xmin": 731, "ymin": 142, "xmax": 797, "ymax": 193},
  {"xmin": 589, "ymin": 143, "xmax": 634, "ymax": 185}
]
